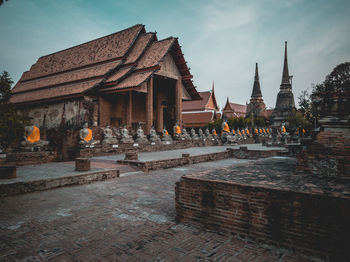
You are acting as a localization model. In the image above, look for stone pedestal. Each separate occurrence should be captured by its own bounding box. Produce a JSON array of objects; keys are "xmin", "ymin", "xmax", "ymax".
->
[
  {"xmin": 0, "ymin": 166, "xmax": 16, "ymax": 179},
  {"xmin": 75, "ymin": 158, "xmax": 91, "ymax": 171},
  {"xmin": 125, "ymin": 150, "xmax": 138, "ymax": 160}
]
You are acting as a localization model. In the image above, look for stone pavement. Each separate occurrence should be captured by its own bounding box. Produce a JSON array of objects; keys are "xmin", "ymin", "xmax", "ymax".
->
[{"xmin": 0, "ymin": 158, "xmax": 317, "ymax": 261}]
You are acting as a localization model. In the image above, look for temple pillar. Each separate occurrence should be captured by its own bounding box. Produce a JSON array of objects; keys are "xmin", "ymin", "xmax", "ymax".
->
[
  {"xmin": 176, "ymin": 77, "xmax": 183, "ymax": 128},
  {"xmin": 146, "ymin": 77, "xmax": 153, "ymax": 134},
  {"xmin": 156, "ymin": 95, "xmax": 163, "ymax": 132},
  {"xmin": 126, "ymin": 91, "xmax": 132, "ymax": 128}
]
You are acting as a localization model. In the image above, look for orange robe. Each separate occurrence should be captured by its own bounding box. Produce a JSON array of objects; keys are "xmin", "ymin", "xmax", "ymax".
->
[
  {"xmin": 223, "ymin": 123, "xmax": 230, "ymax": 133},
  {"xmin": 213, "ymin": 130, "xmax": 217, "ymax": 136},
  {"xmin": 84, "ymin": 128, "xmax": 92, "ymax": 142},
  {"xmin": 27, "ymin": 126, "xmax": 40, "ymax": 143},
  {"xmin": 232, "ymin": 129, "xmax": 235, "ymax": 135},
  {"xmin": 175, "ymin": 125, "xmax": 181, "ymax": 134}
]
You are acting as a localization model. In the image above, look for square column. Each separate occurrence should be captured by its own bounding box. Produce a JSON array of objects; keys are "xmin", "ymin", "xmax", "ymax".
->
[
  {"xmin": 146, "ymin": 76, "xmax": 153, "ymax": 134},
  {"xmin": 126, "ymin": 91, "xmax": 132, "ymax": 128},
  {"xmin": 156, "ymin": 96, "xmax": 163, "ymax": 132},
  {"xmin": 176, "ymin": 78, "xmax": 183, "ymax": 128}
]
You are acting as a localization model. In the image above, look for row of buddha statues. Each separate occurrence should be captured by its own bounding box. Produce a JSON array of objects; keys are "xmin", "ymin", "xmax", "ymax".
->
[{"xmin": 18, "ymin": 121, "xmax": 281, "ymax": 151}]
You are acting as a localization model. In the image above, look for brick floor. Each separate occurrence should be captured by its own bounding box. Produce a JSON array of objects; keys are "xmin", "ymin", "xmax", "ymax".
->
[{"xmin": 0, "ymin": 158, "xmax": 318, "ymax": 261}]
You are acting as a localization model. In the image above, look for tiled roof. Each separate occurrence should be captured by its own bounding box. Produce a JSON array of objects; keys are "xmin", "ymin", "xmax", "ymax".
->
[
  {"xmin": 12, "ymin": 24, "xmax": 200, "ymax": 104},
  {"xmin": 182, "ymin": 91, "xmax": 210, "ymax": 111},
  {"xmin": 12, "ymin": 60, "xmax": 121, "ymax": 94},
  {"xmin": 104, "ymin": 66, "xmax": 133, "ymax": 83},
  {"xmin": 229, "ymin": 103, "xmax": 247, "ymax": 114},
  {"xmin": 135, "ymin": 38, "xmax": 175, "ymax": 70},
  {"xmin": 103, "ymin": 71, "xmax": 154, "ymax": 92},
  {"xmin": 22, "ymin": 24, "xmax": 143, "ymax": 81},
  {"xmin": 124, "ymin": 33, "xmax": 155, "ymax": 64},
  {"xmin": 11, "ymin": 79, "xmax": 101, "ymax": 104},
  {"xmin": 182, "ymin": 111, "xmax": 214, "ymax": 125}
]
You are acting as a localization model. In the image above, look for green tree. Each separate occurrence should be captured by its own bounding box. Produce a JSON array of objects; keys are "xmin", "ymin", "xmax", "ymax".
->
[
  {"xmin": 311, "ymin": 62, "xmax": 350, "ymax": 118},
  {"xmin": 0, "ymin": 71, "xmax": 27, "ymax": 149}
]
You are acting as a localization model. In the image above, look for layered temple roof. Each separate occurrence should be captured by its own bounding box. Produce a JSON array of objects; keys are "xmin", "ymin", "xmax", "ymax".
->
[
  {"xmin": 12, "ymin": 24, "xmax": 200, "ymax": 104},
  {"xmin": 182, "ymin": 85, "xmax": 219, "ymax": 112},
  {"xmin": 222, "ymin": 98, "xmax": 247, "ymax": 118},
  {"xmin": 182, "ymin": 84, "xmax": 220, "ymax": 127}
]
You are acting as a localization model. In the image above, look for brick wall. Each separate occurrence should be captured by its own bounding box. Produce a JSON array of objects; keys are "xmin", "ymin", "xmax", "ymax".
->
[
  {"xmin": 297, "ymin": 127, "xmax": 350, "ymax": 178},
  {"xmin": 175, "ymin": 177, "xmax": 350, "ymax": 260},
  {"xmin": 3, "ymin": 151, "xmax": 58, "ymax": 166}
]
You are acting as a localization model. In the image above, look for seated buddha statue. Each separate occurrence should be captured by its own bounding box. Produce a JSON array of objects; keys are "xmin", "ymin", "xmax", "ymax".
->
[
  {"xmin": 20, "ymin": 125, "xmax": 49, "ymax": 151},
  {"xmin": 149, "ymin": 126, "xmax": 161, "ymax": 143},
  {"xmin": 79, "ymin": 122, "xmax": 100, "ymax": 147},
  {"xmin": 135, "ymin": 125, "xmax": 149, "ymax": 144},
  {"xmin": 102, "ymin": 125, "xmax": 118, "ymax": 146},
  {"xmin": 190, "ymin": 128, "xmax": 199, "ymax": 140},
  {"xmin": 198, "ymin": 128, "xmax": 205, "ymax": 140},
  {"xmin": 205, "ymin": 128, "xmax": 213, "ymax": 140},
  {"xmin": 182, "ymin": 128, "xmax": 191, "ymax": 140},
  {"xmin": 120, "ymin": 125, "xmax": 134, "ymax": 144},
  {"xmin": 173, "ymin": 121, "xmax": 182, "ymax": 140},
  {"xmin": 161, "ymin": 127, "xmax": 172, "ymax": 142}
]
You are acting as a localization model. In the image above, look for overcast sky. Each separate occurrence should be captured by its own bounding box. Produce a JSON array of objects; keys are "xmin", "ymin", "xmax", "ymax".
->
[{"xmin": 1, "ymin": 0, "xmax": 349, "ymax": 108}]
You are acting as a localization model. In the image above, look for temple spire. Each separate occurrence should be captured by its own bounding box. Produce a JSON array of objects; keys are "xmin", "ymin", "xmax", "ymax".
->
[
  {"xmin": 212, "ymin": 81, "xmax": 214, "ymax": 92},
  {"xmin": 251, "ymin": 63, "xmax": 262, "ymax": 98},
  {"xmin": 281, "ymin": 41, "xmax": 290, "ymax": 85}
]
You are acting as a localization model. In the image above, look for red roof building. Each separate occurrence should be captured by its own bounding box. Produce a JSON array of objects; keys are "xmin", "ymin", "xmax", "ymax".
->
[
  {"xmin": 11, "ymin": 24, "xmax": 200, "ymax": 133},
  {"xmin": 222, "ymin": 98, "xmax": 247, "ymax": 119},
  {"xmin": 181, "ymin": 83, "xmax": 220, "ymax": 127}
]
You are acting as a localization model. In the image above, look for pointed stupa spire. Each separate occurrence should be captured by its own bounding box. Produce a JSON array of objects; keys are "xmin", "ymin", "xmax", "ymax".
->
[
  {"xmin": 251, "ymin": 63, "xmax": 262, "ymax": 98},
  {"xmin": 281, "ymin": 41, "xmax": 290, "ymax": 85}
]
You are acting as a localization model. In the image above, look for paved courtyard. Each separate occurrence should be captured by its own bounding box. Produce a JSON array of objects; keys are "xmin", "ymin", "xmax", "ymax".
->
[{"xmin": 0, "ymin": 156, "xmax": 316, "ymax": 261}]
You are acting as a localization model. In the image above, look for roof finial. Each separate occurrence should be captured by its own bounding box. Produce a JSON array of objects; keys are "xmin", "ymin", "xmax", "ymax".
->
[
  {"xmin": 281, "ymin": 41, "xmax": 290, "ymax": 85},
  {"xmin": 255, "ymin": 62, "xmax": 259, "ymax": 80},
  {"xmin": 212, "ymin": 81, "xmax": 215, "ymax": 92}
]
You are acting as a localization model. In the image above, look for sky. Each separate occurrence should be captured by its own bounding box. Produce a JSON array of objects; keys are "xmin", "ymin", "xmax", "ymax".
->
[{"xmin": 0, "ymin": 0, "xmax": 349, "ymax": 109}]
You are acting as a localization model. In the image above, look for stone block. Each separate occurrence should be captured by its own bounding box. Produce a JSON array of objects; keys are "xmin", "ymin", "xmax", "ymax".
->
[
  {"xmin": 0, "ymin": 166, "xmax": 16, "ymax": 179},
  {"xmin": 75, "ymin": 158, "xmax": 91, "ymax": 171},
  {"xmin": 125, "ymin": 150, "xmax": 138, "ymax": 160}
]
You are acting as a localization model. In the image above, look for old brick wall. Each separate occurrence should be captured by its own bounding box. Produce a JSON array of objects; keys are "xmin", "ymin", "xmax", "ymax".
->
[
  {"xmin": 19, "ymin": 98, "xmax": 90, "ymax": 129},
  {"xmin": 175, "ymin": 177, "xmax": 350, "ymax": 260},
  {"xmin": 297, "ymin": 128, "xmax": 350, "ymax": 178}
]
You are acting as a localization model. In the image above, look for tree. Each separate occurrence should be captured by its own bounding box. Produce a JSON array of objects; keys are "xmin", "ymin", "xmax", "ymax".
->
[
  {"xmin": 311, "ymin": 62, "xmax": 350, "ymax": 118},
  {"xmin": 0, "ymin": 71, "xmax": 28, "ymax": 149}
]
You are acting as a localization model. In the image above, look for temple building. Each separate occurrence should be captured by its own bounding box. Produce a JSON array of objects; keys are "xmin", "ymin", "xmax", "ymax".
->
[
  {"xmin": 271, "ymin": 41, "xmax": 296, "ymax": 127},
  {"xmin": 246, "ymin": 63, "xmax": 266, "ymax": 118},
  {"xmin": 222, "ymin": 98, "xmax": 247, "ymax": 119},
  {"xmin": 11, "ymin": 24, "xmax": 200, "ymax": 134},
  {"xmin": 182, "ymin": 83, "xmax": 220, "ymax": 127}
]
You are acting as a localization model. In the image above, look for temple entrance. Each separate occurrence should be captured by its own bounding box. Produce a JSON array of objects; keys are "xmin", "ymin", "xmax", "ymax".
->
[{"xmin": 153, "ymin": 75, "xmax": 177, "ymax": 133}]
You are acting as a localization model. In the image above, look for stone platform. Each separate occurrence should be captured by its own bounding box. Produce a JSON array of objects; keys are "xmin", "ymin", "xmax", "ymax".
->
[
  {"xmin": 175, "ymin": 157, "xmax": 350, "ymax": 260},
  {"xmin": 117, "ymin": 144, "xmax": 284, "ymax": 171},
  {"xmin": 0, "ymin": 161, "xmax": 133, "ymax": 197}
]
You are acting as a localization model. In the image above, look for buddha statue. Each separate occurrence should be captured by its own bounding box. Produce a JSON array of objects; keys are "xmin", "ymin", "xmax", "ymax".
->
[
  {"xmin": 190, "ymin": 128, "xmax": 199, "ymax": 140},
  {"xmin": 102, "ymin": 125, "xmax": 118, "ymax": 146},
  {"xmin": 221, "ymin": 121, "xmax": 234, "ymax": 145},
  {"xmin": 182, "ymin": 128, "xmax": 191, "ymax": 140},
  {"xmin": 161, "ymin": 127, "xmax": 172, "ymax": 142},
  {"xmin": 20, "ymin": 125, "xmax": 49, "ymax": 151},
  {"xmin": 198, "ymin": 128, "xmax": 205, "ymax": 140},
  {"xmin": 212, "ymin": 128, "xmax": 218, "ymax": 138},
  {"xmin": 149, "ymin": 126, "xmax": 161, "ymax": 143},
  {"xmin": 173, "ymin": 121, "xmax": 182, "ymax": 140},
  {"xmin": 112, "ymin": 127, "xmax": 122, "ymax": 140},
  {"xmin": 135, "ymin": 125, "xmax": 149, "ymax": 144},
  {"xmin": 205, "ymin": 128, "xmax": 213, "ymax": 140},
  {"xmin": 79, "ymin": 122, "xmax": 100, "ymax": 147},
  {"xmin": 120, "ymin": 125, "xmax": 134, "ymax": 144}
]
